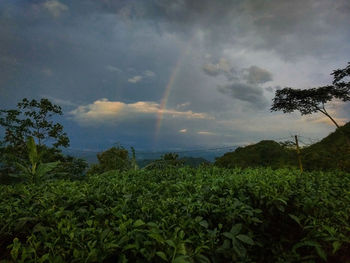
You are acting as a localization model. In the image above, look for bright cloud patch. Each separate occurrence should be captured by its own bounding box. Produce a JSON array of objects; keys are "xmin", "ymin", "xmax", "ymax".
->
[
  {"xmin": 70, "ymin": 99, "xmax": 212, "ymax": 125},
  {"xmin": 179, "ymin": 129, "xmax": 187, "ymax": 133},
  {"xmin": 43, "ymin": 0, "xmax": 68, "ymax": 18},
  {"xmin": 128, "ymin": 76, "xmax": 143, "ymax": 83}
]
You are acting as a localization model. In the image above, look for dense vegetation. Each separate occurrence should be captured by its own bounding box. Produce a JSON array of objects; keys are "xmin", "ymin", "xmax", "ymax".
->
[
  {"xmin": 215, "ymin": 122, "xmax": 350, "ymax": 172},
  {"xmin": 1, "ymin": 167, "xmax": 349, "ymax": 263},
  {"xmin": 215, "ymin": 140, "xmax": 296, "ymax": 169}
]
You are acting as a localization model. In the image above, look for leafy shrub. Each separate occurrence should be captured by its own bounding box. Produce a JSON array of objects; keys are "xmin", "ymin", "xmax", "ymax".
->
[
  {"xmin": 87, "ymin": 146, "xmax": 135, "ymax": 175},
  {"xmin": 0, "ymin": 167, "xmax": 349, "ymax": 262},
  {"xmin": 144, "ymin": 153, "xmax": 184, "ymax": 170}
]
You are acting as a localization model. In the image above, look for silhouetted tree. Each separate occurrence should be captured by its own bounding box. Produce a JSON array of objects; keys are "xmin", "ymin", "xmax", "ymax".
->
[
  {"xmin": 271, "ymin": 62, "xmax": 350, "ymax": 128},
  {"xmin": 0, "ymin": 98, "xmax": 69, "ymax": 148}
]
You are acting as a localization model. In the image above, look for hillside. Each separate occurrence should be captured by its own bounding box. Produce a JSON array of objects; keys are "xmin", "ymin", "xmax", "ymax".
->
[
  {"xmin": 215, "ymin": 140, "xmax": 296, "ymax": 169},
  {"xmin": 301, "ymin": 122, "xmax": 350, "ymax": 171},
  {"xmin": 215, "ymin": 122, "xmax": 350, "ymax": 171}
]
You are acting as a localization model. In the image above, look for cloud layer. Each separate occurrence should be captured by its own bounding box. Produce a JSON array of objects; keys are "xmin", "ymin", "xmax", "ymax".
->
[
  {"xmin": 0, "ymin": 0, "xmax": 348, "ymax": 150},
  {"xmin": 70, "ymin": 99, "xmax": 212, "ymax": 125}
]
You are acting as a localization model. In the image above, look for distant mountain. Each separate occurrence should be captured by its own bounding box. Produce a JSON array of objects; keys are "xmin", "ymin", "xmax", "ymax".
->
[{"xmin": 63, "ymin": 147, "xmax": 235, "ymax": 165}]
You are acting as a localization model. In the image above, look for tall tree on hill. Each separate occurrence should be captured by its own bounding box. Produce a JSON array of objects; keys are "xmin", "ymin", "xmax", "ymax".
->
[{"xmin": 271, "ymin": 62, "xmax": 350, "ymax": 128}]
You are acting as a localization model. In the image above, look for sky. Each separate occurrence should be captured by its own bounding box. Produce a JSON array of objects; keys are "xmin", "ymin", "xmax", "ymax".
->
[{"xmin": 0, "ymin": 0, "xmax": 349, "ymax": 152}]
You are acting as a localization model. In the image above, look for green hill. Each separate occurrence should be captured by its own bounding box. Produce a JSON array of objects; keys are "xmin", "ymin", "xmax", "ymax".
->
[
  {"xmin": 301, "ymin": 122, "xmax": 350, "ymax": 171},
  {"xmin": 215, "ymin": 140, "xmax": 296, "ymax": 169},
  {"xmin": 215, "ymin": 122, "xmax": 350, "ymax": 171}
]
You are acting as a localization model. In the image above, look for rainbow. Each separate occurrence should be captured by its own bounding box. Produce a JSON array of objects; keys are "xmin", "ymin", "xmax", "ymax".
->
[{"xmin": 154, "ymin": 35, "xmax": 197, "ymax": 144}]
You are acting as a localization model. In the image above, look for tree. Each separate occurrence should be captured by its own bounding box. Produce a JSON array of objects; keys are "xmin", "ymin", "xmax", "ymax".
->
[
  {"xmin": 0, "ymin": 98, "xmax": 69, "ymax": 148},
  {"xmin": 271, "ymin": 62, "xmax": 350, "ymax": 128},
  {"xmin": 0, "ymin": 98, "xmax": 71, "ymax": 178},
  {"xmin": 144, "ymin": 152, "xmax": 184, "ymax": 170},
  {"xmin": 87, "ymin": 146, "xmax": 132, "ymax": 175}
]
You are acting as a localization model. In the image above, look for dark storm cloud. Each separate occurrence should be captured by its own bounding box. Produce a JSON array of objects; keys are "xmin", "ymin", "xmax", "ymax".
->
[
  {"xmin": 243, "ymin": 66, "xmax": 273, "ymax": 85},
  {"xmin": 201, "ymin": 61, "xmax": 272, "ymax": 109},
  {"xmin": 0, "ymin": 0, "xmax": 179, "ymax": 106},
  {"xmin": 79, "ymin": 0, "xmax": 350, "ymax": 60},
  {"xmin": 217, "ymin": 83, "xmax": 268, "ymax": 109},
  {"xmin": 201, "ymin": 59, "xmax": 238, "ymax": 80},
  {"xmin": 0, "ymin": 0, "xmax": 348, "ymax": 150}
]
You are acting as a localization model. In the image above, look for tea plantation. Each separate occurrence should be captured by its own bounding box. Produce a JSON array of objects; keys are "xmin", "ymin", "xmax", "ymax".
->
[{"xmin": 0, "ymin": 167, "xmax": 349, "ymax": 262}]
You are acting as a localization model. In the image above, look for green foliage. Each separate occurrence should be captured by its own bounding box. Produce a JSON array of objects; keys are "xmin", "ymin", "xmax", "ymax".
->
[
  {"xmin": 180, "ymin": 157, "xmax": 210, "ymax": 168},
  {"xmin": 215, "ymin": 140, "xmax": 296, "ymax": 169},
  {"xmin": 301, "ymin": 122, "xmax": 350, "ymax": 172},
  {"xmin": 144, "ymin": 153, "xmax": 185, "ymax": 170},
  {"xmin": 0, "ymin": 167, "xmax": 349, "ymax": 262},
  {"xmin": 331, "ymin": 61, "xmax": 350, "ymax": 101},
  {"xmin": 0, "ymin": 98, "xmax": 71, "ymax": 179},
  {"xmin": 215, "ymin": 124, "xmax": 350, "ymax": 172},
  {"xmin": 0, "ymin": 98, "xmax": 70, "ymax": 148},
  {"xmin": 14, "ymin": 137, "xmax": 59, "ymax": 184},
  {"xmin": 87, "ymin": 146, "xmax": 134, "ymax": 175}
]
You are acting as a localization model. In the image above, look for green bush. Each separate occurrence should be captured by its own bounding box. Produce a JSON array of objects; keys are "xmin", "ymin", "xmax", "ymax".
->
[
  {"xmin": 87, "ymin": 146, "xmax": 135, "ymax": 175},
  {"xmin": 0, "ymin": 167, "xmax": 349, "ymax": 262}
]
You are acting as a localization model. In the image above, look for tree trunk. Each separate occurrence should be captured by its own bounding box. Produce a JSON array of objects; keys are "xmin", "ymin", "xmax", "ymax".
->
[
  {"xmin": 322, "ymin": 111, "xmax": 340, "ymax": 128},
  {"xmin": 319, "ymin": 110, "xmax": 350, "ymax": 154}
]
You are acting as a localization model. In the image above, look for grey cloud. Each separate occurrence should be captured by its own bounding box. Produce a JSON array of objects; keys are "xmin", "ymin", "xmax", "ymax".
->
[
  {"xmin": 217, "ymin": 83, "xmax": 268, "ymax": 109},
  {"xmin": 202, "ymin": 61, "xmax": 272, "ymax": 108},
  {"xmin": 202, "ymin": 58, "xmax": 238, "ymax": 80},
  {"xmin": 202, "ymin": 63, "xmax": 220, "ymax": 76},
  {"xmin": 243, "ymin": 66, "xmax": 273, "ymax": 84},
  {"xmin": 2, "ymin": 0, "xmax": 350, "ymax": 61},
  {"xmin": 265, "ymin": 87, "xmax": 274, "ymax": 93},
  {"xmin": 84, "ymin": 0, "xmax": 350, "ymax": 60}
]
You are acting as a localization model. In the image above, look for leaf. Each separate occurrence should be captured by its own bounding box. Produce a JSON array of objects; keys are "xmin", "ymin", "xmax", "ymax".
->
[
  {"xmin": 10, "ymin": 238, "xmax": 21, "ymax": 261},
  {"xmin": 289, "ymin": 214, "xmax": 301, "ymax": 226},
  {"xmin": 133, "ymin": 219, "xmax": 145, "ymax": 227},
  {"xmin": 15, "ymin": 162, "xmax": 30, "ymax": 175},
  {"xmin": 195, "ymin": 254, "xmax": 211, "ymax": 263},
  {"xmin": 223, "ymin": 232, "xmax": 235, "ymax": 240},
  {"xmin": 199, "ymin": 220, "xmax": 208, "ymax": 228},
  {"xmin": 230, "ymin": 223, "xmax": 242, "ymax": 235},
  {"xmin": 27, "ymin": 136, "xmax": 38, "ymax": 166},
  {"xmin": 315, "ymin": 246, "xmax": 327, "ymax": 261},
  {"xmin": 155, "ymin": 251, "xmax": 167, "ymax": 261},
  {"xmin": 236, "ymin": 234, "xmax": 254, "ymax": 245},
  {"xmin": 86, "ymin": 220, "xmax": 93, "ymax": 227},
  {"xmin": 177, "ymin": 242, "xmax": 187, "ymax": 255},
  {"xmin": 148, "ymin": 233, "xmax": 165, "ymax": 243},
  {"xmin": 36, "ymin": 162, "xmax": 60, "ymax": 178},
  {"xmin": 94, "ymin": 208, "xmax": 105, "ymax": 216},
  {"xmin": 165, "ymin": 240, "xmax": 176, "ymax": 248},
  {"xmin": 173, "ymin": 255, "xmax": 190, "ymax": 263},
  {"xmin": 100, "ymin": 229, "xmax": 110, "ymax": 241},
  {"xmin": 332, "ymin": 241, "xmax": 342, "ymax": 254}
]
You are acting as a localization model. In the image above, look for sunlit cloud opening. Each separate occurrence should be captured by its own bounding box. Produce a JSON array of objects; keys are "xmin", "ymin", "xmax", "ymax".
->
[{"xmin": 70, "ymin": 99, "xmax": 212, "ymax": 125}]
